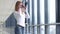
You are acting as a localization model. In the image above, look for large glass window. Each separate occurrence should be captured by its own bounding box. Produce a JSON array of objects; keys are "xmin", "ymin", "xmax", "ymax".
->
[
  {"xmin": 25, "ymin": 0, "xmax": 56, "ymax": 34},
  {"xmin": 48, "ymin": 0, "xmax": 56, "ymax": 34}
]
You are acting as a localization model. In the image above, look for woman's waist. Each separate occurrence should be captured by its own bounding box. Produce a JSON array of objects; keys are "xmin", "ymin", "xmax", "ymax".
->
[
  {"xmin": 16, "ymin": 24, "xmax": 24, "ymax": 28},
  {"xmin": 17, "ymin": 23, "xmax": 25, "ymax": 27},
  {"xmin": 17, "ymin": 21, "xmax": 25, "ymax": 23}
]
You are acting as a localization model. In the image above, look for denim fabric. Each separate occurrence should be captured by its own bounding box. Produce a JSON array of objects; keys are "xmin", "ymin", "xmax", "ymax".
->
[
  {"xmin": 5, "ymin": 13, "xmax": 17, "ymax": 27},
  {"xmin": 15, "ymin": 25, "xmax": 24, "ymax": 34}
]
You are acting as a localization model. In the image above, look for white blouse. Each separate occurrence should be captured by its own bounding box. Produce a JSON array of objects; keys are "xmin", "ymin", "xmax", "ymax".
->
[{"xmin": 14, "ymin": 10, "xmax": 30, "ymax": 27}]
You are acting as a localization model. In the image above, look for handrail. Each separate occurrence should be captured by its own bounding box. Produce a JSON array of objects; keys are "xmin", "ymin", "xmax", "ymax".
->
[
  {"xmin": 0, "ymin": 21, "xmax": 60, "ymax": 26},
  {"xmin": 25, "ymin": 23, "xmax": 60, "ymax": 26}
]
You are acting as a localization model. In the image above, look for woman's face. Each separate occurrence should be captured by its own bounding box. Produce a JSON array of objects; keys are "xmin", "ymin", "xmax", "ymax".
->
[
  {"xmin": 19, "ymin": 3, "xmax": 26, "ymax": 12},
  {"xmin": 18, "ymin": 2, "xmax": 23, "ymax": 8}
]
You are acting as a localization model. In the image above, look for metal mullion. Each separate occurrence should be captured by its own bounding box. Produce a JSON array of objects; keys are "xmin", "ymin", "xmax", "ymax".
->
[
  {"xmin": 44, "ymin": 0, "xmax": 48, "ymax": 34},
  {"xmin": 37, "ymin": 0, "xmax": 41, "ymax": 34},
  {"xmin": 32, "ymin": 0, "xmax": 34, "ymax": 34}
]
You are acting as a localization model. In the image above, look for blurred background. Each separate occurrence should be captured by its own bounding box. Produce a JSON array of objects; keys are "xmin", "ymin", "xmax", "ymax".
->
[{"xmin": 0, "ymin": 0, "xmax": 60, "ymax": 34}]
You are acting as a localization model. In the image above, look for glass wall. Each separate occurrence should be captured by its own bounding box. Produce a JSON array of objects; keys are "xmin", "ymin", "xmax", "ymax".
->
[{"xmin": 25, "ymin": 0, "xmax": 56, "ymax": 34}]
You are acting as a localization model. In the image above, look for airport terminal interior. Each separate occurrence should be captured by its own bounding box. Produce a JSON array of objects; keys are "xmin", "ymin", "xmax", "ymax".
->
[{"xmin": 0, "ymin": 0, "xmax": 60, "ymax": 34}]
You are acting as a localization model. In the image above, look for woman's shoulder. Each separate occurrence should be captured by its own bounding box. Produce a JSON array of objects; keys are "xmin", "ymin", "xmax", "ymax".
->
[
  {"xmin": 13, "ymin": 10, "xmax": 18, "ymax": 13},
  {"xmin": 13, "ymin": 11, "xmax": 19, "ymax": 15}
]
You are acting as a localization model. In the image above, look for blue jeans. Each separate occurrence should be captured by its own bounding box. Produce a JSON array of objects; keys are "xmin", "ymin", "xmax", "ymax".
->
[{"xmin": 15, "ymin": 25, "xmax": 24, "ymax": 34}]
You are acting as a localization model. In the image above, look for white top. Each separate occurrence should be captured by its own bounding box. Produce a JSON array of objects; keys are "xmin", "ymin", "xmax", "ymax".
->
[{"xmin": 14, "ymin": 9, "xmax": 30, "ymax": 27}]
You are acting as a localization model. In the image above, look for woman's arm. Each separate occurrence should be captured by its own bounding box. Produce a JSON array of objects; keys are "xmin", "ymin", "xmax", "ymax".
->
[{"xmin": 25, "ymin": 11, "xmax": 30, "ymax": 19}]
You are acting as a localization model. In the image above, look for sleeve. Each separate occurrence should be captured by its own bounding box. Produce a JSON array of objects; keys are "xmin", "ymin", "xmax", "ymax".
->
[
  {"xmin": 13, "ymin": 12, "xmax": 21, "ymax": 19},
  {"xmin": 25, "ymin": 11, "xmax": 30, "ymax": 19}
]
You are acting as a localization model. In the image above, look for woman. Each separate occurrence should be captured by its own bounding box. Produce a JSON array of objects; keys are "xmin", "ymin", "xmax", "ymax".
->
[{"xmin": 14, "ymin": 1, "xmax": 29, "ymax": 34}]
